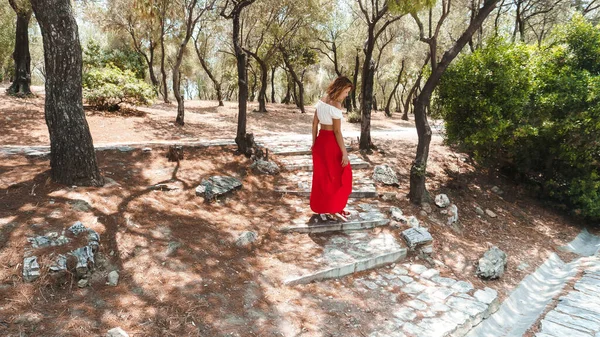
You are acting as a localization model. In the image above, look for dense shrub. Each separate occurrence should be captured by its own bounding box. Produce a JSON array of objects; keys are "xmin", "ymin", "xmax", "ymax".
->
[
  {"xmin": 437, "ymin": 14, "xmax": 600, "ymax": 221},
  {"xmin": 83, "ymin": 64, "xmax": 154, "ymax": 111}
]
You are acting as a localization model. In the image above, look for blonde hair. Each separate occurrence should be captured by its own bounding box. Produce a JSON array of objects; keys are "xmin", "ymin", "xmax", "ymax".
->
[{"xmin": 326, "ymin": 76, "xmax": 353, "ymax": 101}]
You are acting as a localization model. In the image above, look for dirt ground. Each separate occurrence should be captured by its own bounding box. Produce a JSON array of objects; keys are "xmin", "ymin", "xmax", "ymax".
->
[{"xmin": 0, "ymin": 88, "xmax": 592, "ymax": 336}]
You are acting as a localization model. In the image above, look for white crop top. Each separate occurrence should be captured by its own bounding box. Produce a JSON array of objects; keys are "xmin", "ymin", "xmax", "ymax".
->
[{"xmin": 315, "ymin": 100, "xmax": 343, "ymax": 125}]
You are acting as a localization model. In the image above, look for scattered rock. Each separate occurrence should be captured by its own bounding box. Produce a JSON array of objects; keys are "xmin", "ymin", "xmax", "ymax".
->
[
  {"xmin": 421, "ymin": 203, "xmax": 432, "ymax": 214},
  {"xmin": 485, "ymin": 209, "xmax": 497, "ymax": 218},
  {"xmin": 476, "ymin": 246, "xmax": 507, "ymax": 279},
  {"xmin": 195, "ymin": 176, "xmax": 242, "ymax": 201},
  {"xmin": 106, "ymin": 327, "xmax": 129, "ymax": 337},
  {"xmin": 475, "ymin": 206, "xmax": 485, "ymax": 216},
  {"xmin": 517, "ymin": 262, "xmax": 529, "ymax": 271},
  {"xmin": 68, "ymin": 221, "xmax": 87, "ymax": 235},
  {"xmin": 78, "ymin": 279, "xmax": 89, "ymax": 288},
  {"xmin": 117, "ymin": 146, "xmax": 134, "ymax": 152},
  {"xmin": 250, "ymin": 160, "xmax": 280, "ymax": 175},
  {"xmin": 49, "ymin": 254, "xmax": 67, "ymax": 272},
  {"xmin": 446, "ymin": 204, "xmax": 459, "ymax": 226},
  {"xmin": 418, "ymin": 210, "xmax": 428, "ymax": 217},
  {"xmin": 491, "ymin": 186, "xmax": 503, "ymax": 195},
  {"xmin": 372, "ymin": 165, "xmax": 399, "ymax": 186},
  {"xmin": 23, "ymin": 256, "xmax": 40, "ymax": 282},
  {"xmin": 419, "ymin": 244, "xmax": 434, "ymax": 255},
  {"xmin": 165, "ymin": 241, "xmax": 182, "ymax": 257},
  {"xmin": 142, "ymin": 147, "xmax": 152, "ymax": 153},
  {"xmin": 68, "ymin": 199, "xmax": 92, "ymax": 212},
  {"xmin": 236, "ymin": 231, "xmax": 258, "ymax": 247},
  {"xmin": 402, "ymin": 227, "xmax": 433, "ymax": 249},
  {"xmin": 148, "ymin": 182, "xmax": 182, "ymax": 191},
  {"xmin": 435, "ymin": 194, "xmax": 451, "ymax": 208},
  {"xmin": 380, "ymin": 192, "xmax": 396, "ymax": 201},
  {"xmin": 107, "ymin": 271, "xmax": 119, "ymax": 286},
  {"xmin": 408, "ymin": 216, "xmax": 420, "ymax": 228},
  {"xmin": 103, "ymin": 177, "xmax": 120, "ymax": 187},
  {"xmin": 70, "ymin": 245, "xmax": 95, "ymax": 277}
]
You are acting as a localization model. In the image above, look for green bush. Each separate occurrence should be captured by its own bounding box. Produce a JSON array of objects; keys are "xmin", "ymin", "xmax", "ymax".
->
[
  {"xmin": 83, "ymin": 64, "xmax": 154, "ymax": 111},
  {"xmin": 437, "ymin": 15, "xmax": 600, "ymax": 221},
  {"xmin": 83, "ymin": 40, "xmax": 146, "ymax": 79}
]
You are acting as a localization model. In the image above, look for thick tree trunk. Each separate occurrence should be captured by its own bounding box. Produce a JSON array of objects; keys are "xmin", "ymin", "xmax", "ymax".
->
[
  {"xmin": 30, "ymin": 0, "xmax": 103, "ymax": 186},
  {"xmin": 270, "ymin": 65, "xmax": 276, "ymax": 103},
  {"xmin": 359, "ymin": 57, "xmax": 375, "ymax": 150},
  {"xmin": 224, "ymin": 1, "xmax": 257, "ymax": 157},
  {"xmin": 7, "ymin": 7, "xmax": 32, "ymax": 96},
  {"xmin": 359, "ymin": 26, "xmax": 376, "ymax": 151},
  {"xmin": 409, "ymin": 0, "xmax": 499, "ymax": 204}
]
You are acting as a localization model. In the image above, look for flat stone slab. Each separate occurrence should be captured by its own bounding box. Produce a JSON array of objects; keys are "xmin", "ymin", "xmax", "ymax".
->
[
  {"xmin": 278, "ymin": 154, "xmax": 369, "ymax": 171},
  {"xmin": 534, "ymin": 265, "xmax": 600, "ymax": 337},
  {"xmin": 402, "ymin": 227, "xmax": 433, "ymax": 249},
  {"xmin": 559, "ymin": 228, "xmax": 600, "ymax": 257},
  {"xmin": 279, "ymin": 204, "xmax": 389, "ymax": 234},
  {"xmin": 283, "ymin": 231, "xmax": 407, "ymax": 285},
  {"xmin": 195, "ymin": 176, "xmax": 242, "ymax": 199},
  {"xmin": 275, "ymin": 170, "xmax": 377, "ymax": 198}
]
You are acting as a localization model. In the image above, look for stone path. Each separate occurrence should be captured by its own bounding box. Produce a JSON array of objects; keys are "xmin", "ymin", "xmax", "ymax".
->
[
  {"xmin": 466, "ymin": 230, "xmax": 600, "ymax": 337},
  {"xmin": 535, "ymin": 257, "xmax": 600, "ymax": 337},
  {"xmin": 354, "ymin": 262, "xmax": 499, "ymax": 337}
]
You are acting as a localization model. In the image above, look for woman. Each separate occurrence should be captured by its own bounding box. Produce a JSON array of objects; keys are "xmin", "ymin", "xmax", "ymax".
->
[{"xmin": 310, "ymin": 76, "xmax": 353, "ymax": 222}]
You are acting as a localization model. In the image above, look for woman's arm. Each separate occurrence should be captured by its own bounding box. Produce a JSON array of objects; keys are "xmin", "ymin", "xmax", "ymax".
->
[
  {"xmin": 332, "ymin": 119, "xmax": 349, "ymax": 167},
  {"xmin": 312, "ymin": 110, "xmax": 319, "ymax": 149}
]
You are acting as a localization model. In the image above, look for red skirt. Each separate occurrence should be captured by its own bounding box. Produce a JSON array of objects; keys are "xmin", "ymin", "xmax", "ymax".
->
[{"xmin": 310, "ymin": 130, "xmax": 353, "ymax": 213}]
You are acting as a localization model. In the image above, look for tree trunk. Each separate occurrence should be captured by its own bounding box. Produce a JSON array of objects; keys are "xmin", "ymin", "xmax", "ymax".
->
[
  {"xmin": 352, "ymin": 51, "xmax": 359, "ymax": 111},
  {"xmin": 160, "ymin": 16, "xmax": 169, "ymax": 103},
  {"xmin": 270, "ymin": 65, "xmax": 276, "ymax": 103},
  {"xmin": 248, "ymin": 65, "xmax": 257, "ymax": 101},
  {"xmin": 224, "ymin": 1, "xmax": 256, "ymax": 157},
  {"xmin": 30, "ymin": 0, "xmax": 103, "ymax": 186},
  {"xmin": 281, "ymin": 50, "xmax": 305, "ymax": 113},
  {"xmin": 251, "ymin": 56, "xmax": 268, "ymax": 112},
  {"xmin": 385, "ymin": 60, "xmax": 405, "ymax": 117},
  {"xmin": 194, "ymin": 39, "xmax": 224, "ymax": 106},
  {"xmin": 359, "ymin": 25, "xmax": 376, "ymax": 151},
  {"xmin": 7, "ymin": 6, "xmax": 32, "ymax": 96},
  {"xmin": 409, "ymin": 0, "xmax": 499, "ymax": 204},
  {"xmin": 282, "ymin": 74, "xmax": 291, "ymax": 104}
]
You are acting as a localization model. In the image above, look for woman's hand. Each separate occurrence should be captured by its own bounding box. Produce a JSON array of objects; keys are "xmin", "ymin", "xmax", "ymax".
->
[{"xmin": 341, "ymin": 153, "xmax": 349, "ymax": 167}]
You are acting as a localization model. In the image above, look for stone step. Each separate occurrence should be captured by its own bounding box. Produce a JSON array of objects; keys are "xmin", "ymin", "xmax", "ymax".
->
[
  {"xmin": 262, "ymin": 142, "xmax": 352, "ymax": 156},
  {"xmin": 279, "ymin": 203, "xmax": 390, "ymax": 234},
  {"xmin": 282, "ymin": 231, "xmax": 407, "ymax": 285},
  {"xmin": 275, "ymin": 171, "xmax": 377, "ymax": 198},
  {"xmin": 277, "ymin": 154, "xmax": 369, "ymax": 171}
]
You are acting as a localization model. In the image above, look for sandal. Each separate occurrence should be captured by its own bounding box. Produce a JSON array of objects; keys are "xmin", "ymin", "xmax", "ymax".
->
[{"xmin": 334, "ymin": 212, "xmax": 348, "ymax": 222}]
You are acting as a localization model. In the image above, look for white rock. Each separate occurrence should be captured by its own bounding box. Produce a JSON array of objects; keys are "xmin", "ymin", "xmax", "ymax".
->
[
  {"xmin": 435, "ymin": 194, "xmax": 451, "ymax": 208},
  {"xmin": 236, "ymin": 231, "xmax": 258, "ymax": 247},
  {"xmin": 485, "ymin": 209, "xmax": 497, "ymax": 218},
  {"xmin": 107, "ymin": 271, "xmax": 119, "ymax": 286},
  {"xmin": 106, "ymin": 327, "xmax": 129, "ymax": 337}
]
